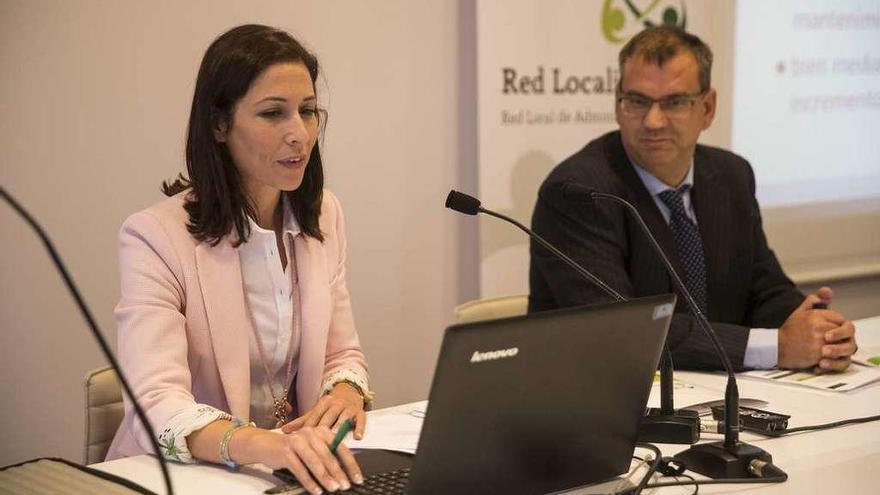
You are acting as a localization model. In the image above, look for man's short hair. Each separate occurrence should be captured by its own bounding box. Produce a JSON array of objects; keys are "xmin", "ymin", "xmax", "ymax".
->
[{"xmin": 618, "ymin": 26, "xmax": 713, "ymax": 92}]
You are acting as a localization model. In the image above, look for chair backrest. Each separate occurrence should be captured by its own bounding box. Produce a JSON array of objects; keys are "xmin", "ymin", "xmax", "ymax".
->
[
  {"xmin": 453, "ymin": 295, "xmax": 528, "ymax": 324},
  {"xmin": 83, "ymin": 365, "xmax": 123, "ymax": 464}
]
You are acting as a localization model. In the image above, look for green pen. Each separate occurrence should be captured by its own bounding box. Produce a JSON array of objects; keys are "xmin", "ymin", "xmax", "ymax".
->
[{"xmin": 330, "ymin": 418, "xmax": 355, "ymax": 454}]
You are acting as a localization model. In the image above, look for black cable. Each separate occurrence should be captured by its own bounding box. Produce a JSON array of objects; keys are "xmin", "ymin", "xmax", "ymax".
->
[
  {"xmin": 618, "ymin": 443, "xmax": 663, "ymax": 495},
  {"xmin": 645, "ymin": 474, "xmax": 787, "ymax": 489},
  {"xmin": 755, "ymin": 414, "xmax": 880, "ymax": 437},
  {"xmin": 616, "ymin": 454, "xmax": 648, "ymax": 494},
  {"xmin": 1, "ymin": 186, "xmax": 174, "ymax": 495},
  {"xmin": 674, "ymin": 472, "xmax": 698, "ymax": 495}
]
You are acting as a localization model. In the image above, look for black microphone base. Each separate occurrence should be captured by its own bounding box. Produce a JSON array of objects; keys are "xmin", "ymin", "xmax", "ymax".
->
[
  {"xmin": 638, "ymin": 408, "xmax": 700, "ymax": 444},
  {"xmin": 673, "ymin": 440, "xmax": 772, "ymax": 479}
]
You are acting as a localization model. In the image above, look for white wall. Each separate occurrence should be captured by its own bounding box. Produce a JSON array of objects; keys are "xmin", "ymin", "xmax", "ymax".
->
[{"xmin": 0, "ymin": 0, "xmax": 473, "ymax": 466}]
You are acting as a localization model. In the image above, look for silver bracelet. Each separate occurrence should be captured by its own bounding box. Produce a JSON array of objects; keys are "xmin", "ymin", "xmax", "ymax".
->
[{"xmin": 219, "ymin": 417, "xmax": 254, "ymax": 469}]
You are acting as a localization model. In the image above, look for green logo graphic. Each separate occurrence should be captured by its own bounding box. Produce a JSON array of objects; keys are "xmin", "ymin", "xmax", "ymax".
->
[{"xmin": 601, "ymin": 0, "xmax": 687, "ymax": 44}]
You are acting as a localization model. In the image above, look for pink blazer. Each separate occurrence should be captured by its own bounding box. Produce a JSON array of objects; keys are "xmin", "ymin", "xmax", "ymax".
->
[{"xmin": 106, "ymin": 190, "xmax": 368, "ymax": 460}]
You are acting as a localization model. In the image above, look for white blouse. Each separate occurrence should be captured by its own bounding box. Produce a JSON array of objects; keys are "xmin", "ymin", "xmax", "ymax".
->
[{"xmin": 239, "ymin": 205, "xmax": 302, "ymax": 428}]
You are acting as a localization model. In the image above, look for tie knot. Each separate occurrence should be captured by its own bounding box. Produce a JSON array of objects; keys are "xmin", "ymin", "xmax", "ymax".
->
[{"xmin": 658, "ymin": 185, "xmax": 690, "ymax": 212}]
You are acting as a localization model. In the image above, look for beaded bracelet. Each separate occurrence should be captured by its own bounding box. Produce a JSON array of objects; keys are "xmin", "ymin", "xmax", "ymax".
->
[
  {"xmin": 334, "ymin": 378, "xmax": 375, "ymax": 406},
  {"xmin": 219, "ymin": 417, "xmax": 254, "ymax": 469}
]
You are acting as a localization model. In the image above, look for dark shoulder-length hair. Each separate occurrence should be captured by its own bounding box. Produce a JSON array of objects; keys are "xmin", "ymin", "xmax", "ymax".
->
[{"xmin": 163, "ymin": 24, "xmax": 325, "ymax": 246}]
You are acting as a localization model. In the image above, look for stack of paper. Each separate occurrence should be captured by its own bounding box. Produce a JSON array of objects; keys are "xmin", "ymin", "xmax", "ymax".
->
[
  {"xmin": 741, "ymin": 364, "xmax": 880, "ymax": 392},
  {"xmin": 345, "ymin": 401, "xmax": 426, "ymax": 454},
  {"xmin": 853, "ymin": 344, "xmax": 880, "ymax": 367}
]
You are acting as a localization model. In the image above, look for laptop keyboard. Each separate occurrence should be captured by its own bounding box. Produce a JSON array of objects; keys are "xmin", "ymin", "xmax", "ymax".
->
[{"xmin": 340, "ymin": 467, "xmax": 410, "ymax": 494}]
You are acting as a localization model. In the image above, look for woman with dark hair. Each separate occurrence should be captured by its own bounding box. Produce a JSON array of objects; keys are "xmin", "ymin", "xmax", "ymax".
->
[{"xmin": 106, "ymin": 24, "xmax": 370, "ymax": 494}]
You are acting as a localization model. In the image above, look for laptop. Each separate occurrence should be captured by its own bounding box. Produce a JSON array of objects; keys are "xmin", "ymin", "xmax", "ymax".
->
[{"xmin": 284, "ymin": 294, "xmax": 675, "ymax": 494}]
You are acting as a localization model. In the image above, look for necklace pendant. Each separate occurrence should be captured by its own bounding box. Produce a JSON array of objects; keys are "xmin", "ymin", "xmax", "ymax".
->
[{"xmin": 273, "ymin": 398, "xmax": 292, "ymax": 428}]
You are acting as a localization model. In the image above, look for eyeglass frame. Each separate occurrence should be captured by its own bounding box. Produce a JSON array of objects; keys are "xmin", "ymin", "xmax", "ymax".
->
[{"xmin": 615, "ymin": 90, "xmax": 709, "ymax": 119}]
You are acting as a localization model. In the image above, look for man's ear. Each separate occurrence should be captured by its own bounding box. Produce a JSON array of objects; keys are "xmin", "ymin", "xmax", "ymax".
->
[
  {"xmin": 701, "ymin": 88, "xmax": 717, "ymax": 131},
  {"xmin": 213, "ymin": 116, "xmax": 229, "ymax": 143}
]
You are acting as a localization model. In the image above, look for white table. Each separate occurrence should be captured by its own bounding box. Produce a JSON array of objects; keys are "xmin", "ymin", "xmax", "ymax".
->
[{"xmin": 92, "ymin": 318, "xmax": 880, "ymax": 494}]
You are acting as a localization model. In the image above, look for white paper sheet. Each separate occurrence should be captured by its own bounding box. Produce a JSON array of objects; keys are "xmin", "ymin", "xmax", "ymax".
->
[
  {"xmin": 741, "ymin": 364, "xmax": 880, "ymax": 392},
  {"xmin": 345, "ymin": 401, "xmax": 426, "ymax": 454}
]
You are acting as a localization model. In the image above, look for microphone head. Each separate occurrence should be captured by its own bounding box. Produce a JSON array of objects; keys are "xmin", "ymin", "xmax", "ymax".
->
[
  {"xmin": 445, "ymin": 190, "xmax": 481, "ymax": 215},
  {"xmin": 561, "ymin": 181, "xmax": 595, "ymax": 202}
]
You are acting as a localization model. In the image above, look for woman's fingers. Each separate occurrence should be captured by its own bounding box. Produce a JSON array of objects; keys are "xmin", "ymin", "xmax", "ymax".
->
[
  {"xmin": 318, "ymin": 403, "xmax": 346, "ymax": 428},
  {"xmin": 281, "ymin": 416, "xmax": 306, "ymax": 433},
  {"xmin": 289, "ymin": 430, "xmax": 340, "ymax": 492},
  {"xmin": 308, "ymin": 429, "xmax": 351, "ymax": 490},
  {"xmin": 353, "ymin": 410, "xmax": 367, "ymax": 440},
  {"xmin": 280, "ymin": 452, "xmax": 322, "ymax": 495},
  {"xmin": 280, "ymin": 426, "xmax": 364, "ymax": 493},
  {"xmin": 333, "ymin": 442, "xmax": 364, "ymax": 485},
  {"xmin": 304, "ymin": 396, "xmax": 334, "ymax": 427}
]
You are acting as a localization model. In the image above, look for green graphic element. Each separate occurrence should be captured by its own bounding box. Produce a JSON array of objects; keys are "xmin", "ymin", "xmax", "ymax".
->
[
  {"xmin": 602, "ymin": 2, "xmax": 627, "ymax": 42},
  {"xmin": 601, "ymin": 0, "xmax": 688, "ymax": 44},
  {"xmin": 160, "ymin": 437, "xmax": 183, "ymax": 461}
]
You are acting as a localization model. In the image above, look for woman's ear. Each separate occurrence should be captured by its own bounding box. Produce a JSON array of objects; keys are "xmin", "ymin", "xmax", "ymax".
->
[{"xmin": 212, "ymin": 116, "xmax": 229, "ymax": 143}]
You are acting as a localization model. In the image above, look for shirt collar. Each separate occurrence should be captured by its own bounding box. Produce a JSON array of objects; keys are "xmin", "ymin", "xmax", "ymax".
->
[
  {"xmin": 245, "ymin": 198, "xmax": 302, "ymax": 240},
  {"xmin": 630, "ymin": 159, "xmax": 695, "ymax": 197}
]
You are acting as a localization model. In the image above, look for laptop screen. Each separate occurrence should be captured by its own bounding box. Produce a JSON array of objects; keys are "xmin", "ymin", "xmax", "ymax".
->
[{"xmin": 407, "ymin": 294, "xmax": 675, "ymax": 495}]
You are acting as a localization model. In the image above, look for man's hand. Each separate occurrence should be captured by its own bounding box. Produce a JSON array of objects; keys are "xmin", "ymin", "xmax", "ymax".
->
[{"xmin": 778, "ymin": 287, "xmax": 857, "ymax": 371}]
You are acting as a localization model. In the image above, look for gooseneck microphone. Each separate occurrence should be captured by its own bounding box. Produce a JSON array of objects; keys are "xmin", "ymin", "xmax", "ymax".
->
[
  {"xmin": 448, "ymin": 189, "xmax": 697, "ymax": 445},
  {"xmin": 1, "ymin": 187, "xmax": 174, "ymax": 495},
  {"xmin": 446, "ymin": 190, "xmax": 625, "ymax": 301},
  {"xmin": 562, "ymin": 181, "xmax": 781, "ymax": 480}
]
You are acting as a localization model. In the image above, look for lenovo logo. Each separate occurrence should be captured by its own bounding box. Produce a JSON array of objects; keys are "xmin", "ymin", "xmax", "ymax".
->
[{"xmin": 470, "ymin": 347, "xmax": 520, "ymax": 363}]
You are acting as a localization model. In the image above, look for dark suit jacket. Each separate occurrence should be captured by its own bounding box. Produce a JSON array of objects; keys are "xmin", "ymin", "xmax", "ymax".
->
[{"xmin": 529, "ymin": 131, "xmax": 803, "ymax": 370}]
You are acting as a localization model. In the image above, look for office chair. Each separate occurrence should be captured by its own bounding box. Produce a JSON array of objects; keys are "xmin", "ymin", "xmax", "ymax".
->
[
  {"xmin": 83, "ymin": 365, "xmax": 124, "ymax": 464},
  {"xmin": 453, "ymin": 294, "xmax": 528, "ymax": 324}
]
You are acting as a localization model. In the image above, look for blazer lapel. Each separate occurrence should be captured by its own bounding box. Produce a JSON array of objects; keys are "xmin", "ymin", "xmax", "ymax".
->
[
  {"xmin": 606, "ymin": 133, "xmax": 687, "ymax": 288},
  {"xmin": 691, "ymin": 149, "xmax": 732, "ymax": 319},
  {"xmin": 293, "ymin": 234, "xmax": 331, "ymax": 413},
  {"xmin": 195, "ymin": 240, "xmax": 252, "ymax": 419}
]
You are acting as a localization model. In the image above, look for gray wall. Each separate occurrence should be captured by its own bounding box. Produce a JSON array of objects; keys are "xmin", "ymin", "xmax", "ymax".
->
[
  {"xmin": 1, "ymin": 0, "xmax": 475, "ymax": 466},
  {"xmin": 799, "ymin": 277, "xmax": 880, "ymax": 321},
  {"xmin": 0, "ymin": 0, "xmax": 875, "ymax": 468}
]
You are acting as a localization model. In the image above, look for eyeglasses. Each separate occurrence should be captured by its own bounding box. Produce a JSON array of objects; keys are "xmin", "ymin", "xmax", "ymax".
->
[{"xmin": 617, "ymin": 91, "xmax": 706, "ymax": 119}]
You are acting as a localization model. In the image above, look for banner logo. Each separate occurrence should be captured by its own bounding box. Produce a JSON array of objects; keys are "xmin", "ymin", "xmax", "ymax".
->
[{"xmin": 601, "ymin": 0, "xmax": 687, "ymax": 44}]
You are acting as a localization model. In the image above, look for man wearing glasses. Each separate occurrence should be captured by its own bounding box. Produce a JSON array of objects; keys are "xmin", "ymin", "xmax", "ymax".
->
[{"xmin": 529, "ymin": 26, "xmax": 856, "ymax": 371}]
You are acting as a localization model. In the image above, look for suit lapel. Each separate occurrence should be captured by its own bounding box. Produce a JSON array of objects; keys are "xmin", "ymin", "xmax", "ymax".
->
[
  {"xmin": 293, "ymin": 233, "xmax": 331, "ymax": 413},
  {"xmin": 606, "ymin": 133, "xmax": 687, "ymax": 288},
  {"xmin": 195, "ymin": 240, "xmax": 251, "ymax": 419},
  {"xmin": 691, "ymin": 148, "xmax": 732, "ymax": 318}
]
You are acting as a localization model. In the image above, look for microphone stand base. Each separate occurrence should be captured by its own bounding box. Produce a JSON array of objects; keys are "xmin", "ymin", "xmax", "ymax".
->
[
  {"xmin": 638, "ymin": 408, "xmax": 700, "ymax": 444},
  {"xmin": 673, "ymin": 441, "xmax": 772, "ymax": 479}
]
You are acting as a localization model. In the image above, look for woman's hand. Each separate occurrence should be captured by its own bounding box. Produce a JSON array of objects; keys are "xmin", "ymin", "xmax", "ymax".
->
[
  {"xmin": 232, "ymin": 425, "xmax": 363, "ymax": 495},
  {"xmin": 281, "ymin": 383, "xmax": 367, "ymax": 439}
]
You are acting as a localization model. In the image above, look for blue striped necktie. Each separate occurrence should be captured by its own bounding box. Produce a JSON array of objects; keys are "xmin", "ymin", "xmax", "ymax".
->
[{"xmin": 658, "ymin": 186, "xmax": 708, "ymax": 315}]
